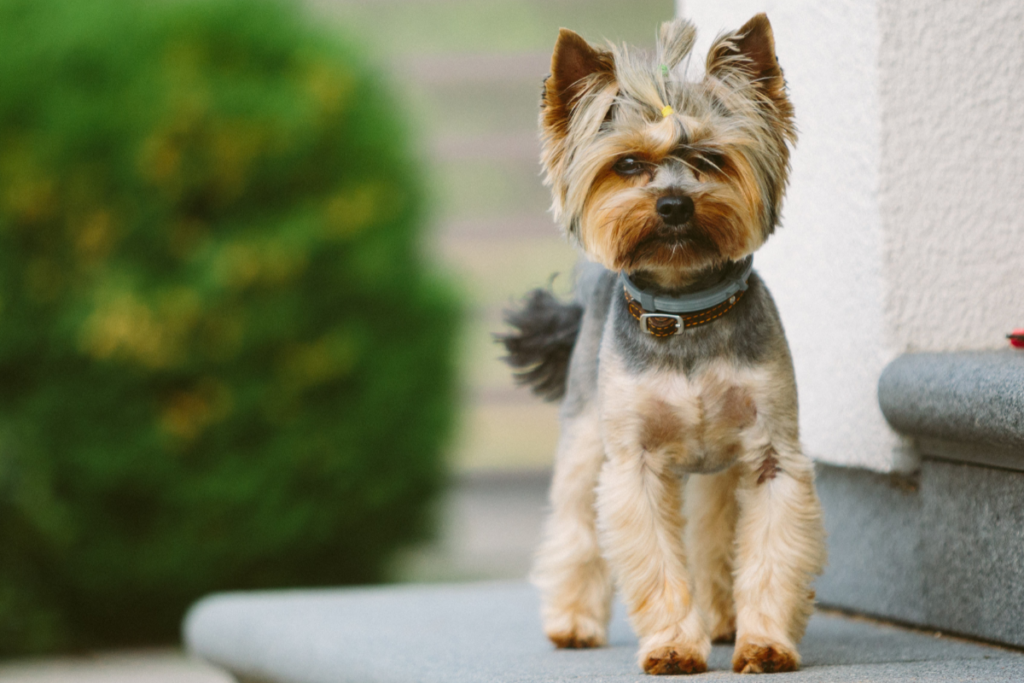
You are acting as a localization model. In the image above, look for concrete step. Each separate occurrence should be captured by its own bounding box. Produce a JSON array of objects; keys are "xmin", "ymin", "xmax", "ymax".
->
[
  {"xmin": 431, "ymin": 231, "xmax": 575, "ymax": 307},
  {"xmin": 184, "ymin": 581, "xmax": 1024, "ymax": 682},
  {"xmin": 392, "ymin": 469, "xmax": 550, "ymax": 581},
  {"xmin": 412, "ymin": 83, "xmax": 543, "ymax": 140},
  {"xmin": 446, "ymin": 399, "xmax": 559, "ymax": 471},
  {"xmin": 308, "ymin": 0, "xmax": 674, "ymax": 143},
  {"xmin": 401, "ymin": 51, "xmax": 550, "ymax": 85},
  {"xmin": 427, "ymin": 156, "xmax": 549, "ymax": 222},
  {"xmin": 432, "ymin": 130, "xmax": 539, "ymax": 162},
  {"xmin": 439, "ymin": 214, "xmax": 558, "ymax": 240}
]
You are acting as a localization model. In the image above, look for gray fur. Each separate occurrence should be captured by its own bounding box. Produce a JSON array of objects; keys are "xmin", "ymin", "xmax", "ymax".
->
[
  {"xmin": 558, "ymin": 260, "xmax": 792, "ymax": 410},
  {"xmin": 559, "ymin": 263, "xmax": 616, "ymax": 418},
  {"xmin": 610, "ymin": 271, "xmax": 788, "ymax": 375},
  {"xmin": 498, "ymin": 289, "xmax": 584, "ymax": 402}
]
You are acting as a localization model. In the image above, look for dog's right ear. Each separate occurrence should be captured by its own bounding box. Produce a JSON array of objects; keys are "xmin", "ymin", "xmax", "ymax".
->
[{"xmin": 541, "ymin": 29, "xmax": 615, "ymax": 141}]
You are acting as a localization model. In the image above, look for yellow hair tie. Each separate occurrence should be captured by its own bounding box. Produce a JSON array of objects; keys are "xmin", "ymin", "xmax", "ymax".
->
[{"xmin": 661, "ymin": 105, "xmax": 674, "ymax": 118}]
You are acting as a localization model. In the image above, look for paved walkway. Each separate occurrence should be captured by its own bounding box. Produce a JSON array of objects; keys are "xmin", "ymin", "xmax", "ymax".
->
[
  {"xmin": 6, "ymin": 473, "xmax": 1023, "ymax": 682},
  {"xmin": 0, "ymin": 651, "xmax": 230, "ymax": 683},
  {"xmin": 393, "ymin": 469, "xmax": 549, "ymax": 582}
]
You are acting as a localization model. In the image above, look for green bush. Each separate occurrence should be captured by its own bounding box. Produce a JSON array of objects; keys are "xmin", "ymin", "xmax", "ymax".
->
[{"xmin": 0, "ymin": 0, "xmax": 459, "ymax": 655}]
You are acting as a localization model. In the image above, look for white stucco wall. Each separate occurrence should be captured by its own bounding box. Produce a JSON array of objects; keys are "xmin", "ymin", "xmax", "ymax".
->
[
  {"xmin": 677, "ymin": 0, "xmax": 1024, "ymax": 471},
  {"xmin": 878, "ymin": 0, "xmax": 1024, "ymax": 352}
]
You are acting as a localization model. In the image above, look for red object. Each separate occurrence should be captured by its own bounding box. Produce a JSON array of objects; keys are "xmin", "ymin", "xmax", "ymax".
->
[{"xmin": 1010, "ymin": 329, "xmax": 1024, "ymax": 349}]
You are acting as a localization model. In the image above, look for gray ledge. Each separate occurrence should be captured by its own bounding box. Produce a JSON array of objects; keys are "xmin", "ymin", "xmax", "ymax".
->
[
  {"xmin": 878, "ymin": 350, "xmax": 1024, "ymax": 464},
  {"xmin": 816, "ymin": 459, "xmax": 1024, "ymax": 647},
  {"xmin": 183, "ymin": 581, "xmax": 1024, "ymax": 683}
]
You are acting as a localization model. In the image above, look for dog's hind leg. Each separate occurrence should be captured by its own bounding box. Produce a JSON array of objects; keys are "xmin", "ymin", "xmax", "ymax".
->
[
  {"xmin": 685, "ymin": 466, "xmax": 741, "ymax": 643},
  {"xmin": 531, "ymin": 408, "xmax": 612, "ymax": 648}
]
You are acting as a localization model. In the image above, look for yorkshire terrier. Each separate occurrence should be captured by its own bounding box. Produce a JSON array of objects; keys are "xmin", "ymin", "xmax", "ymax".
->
[{"xmin": 499, "ymin": 15, "xmax": 827, "ymax": 675}]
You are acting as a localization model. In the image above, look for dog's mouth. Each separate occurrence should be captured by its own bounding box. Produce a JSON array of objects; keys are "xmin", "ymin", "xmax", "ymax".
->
[{"xmin": 623, "ymin": 222, "xmax": 719, "ymax": 268}]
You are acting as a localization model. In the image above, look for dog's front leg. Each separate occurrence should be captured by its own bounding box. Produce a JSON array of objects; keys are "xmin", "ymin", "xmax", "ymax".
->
[
  {"xmin": 597, "ymin": 445, "xmax": 710, "ymax": 675},
  {"xmin": 731, "ymin": 444, "xmax": 826, "ymax": 673}
]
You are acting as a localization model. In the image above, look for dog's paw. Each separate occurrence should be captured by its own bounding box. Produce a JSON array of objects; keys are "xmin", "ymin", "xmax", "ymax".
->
[
  {"xmin": 545, "ymin": 613, "xmax": 607, "ymax": 649},
  {"xmin": 548, "ymin": 630, "xmax": 604, "ymax": 649},
  {"xmin": 641, "ymin": 645, "xmax": 708, "ymax": 675},
  {"xmin": 732, "ymin": 640, "xmax": 799, "ymax": 674}
]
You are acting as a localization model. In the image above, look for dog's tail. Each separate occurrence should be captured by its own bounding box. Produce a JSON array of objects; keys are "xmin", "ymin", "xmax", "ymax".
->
[{"xmin": 496, "ymin": 289, "xmax": 583, "ymax": 402}]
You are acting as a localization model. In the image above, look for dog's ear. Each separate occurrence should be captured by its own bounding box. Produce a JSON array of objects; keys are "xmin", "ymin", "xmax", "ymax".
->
[
  {"xmin": 541, "ymin": 29, "xmax": 615, "ymax": 141},
  {"xmin": 705, "ymin": 14, "xmax": 793, "ymax": 137},
  {"xmin": 706, "ymin": 14, "xmax": 780, "ymax": 87}
]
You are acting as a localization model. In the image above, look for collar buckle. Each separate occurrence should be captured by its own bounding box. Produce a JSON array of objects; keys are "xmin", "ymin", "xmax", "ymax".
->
[{"xmin": 639, "ymin": 312, "xmax": 684, "ymax": 337}]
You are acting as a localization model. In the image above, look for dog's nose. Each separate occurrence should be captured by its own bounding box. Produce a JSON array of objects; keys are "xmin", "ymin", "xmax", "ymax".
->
[{"xmin": 656, "ymin": 195, "xmax": 694, "ymax": 226}]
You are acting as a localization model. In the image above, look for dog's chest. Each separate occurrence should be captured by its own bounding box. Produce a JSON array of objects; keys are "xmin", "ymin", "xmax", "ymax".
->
[{"xmin": 598, "ymin": 354, "xmax": 758, "ymax": 473}]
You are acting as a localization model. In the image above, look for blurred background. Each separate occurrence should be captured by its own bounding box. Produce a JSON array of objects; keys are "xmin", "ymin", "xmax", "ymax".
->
[
  {"xmin": 335, "ymin": 0, "xmax": 675, "ymax": 584},
  {"xmin": 0, "ymin": 0, "xmax": 671, "ymax": 678},
  {"xmin": 312, "ymin": 0, "xmax": 674, "ymax": 474}
]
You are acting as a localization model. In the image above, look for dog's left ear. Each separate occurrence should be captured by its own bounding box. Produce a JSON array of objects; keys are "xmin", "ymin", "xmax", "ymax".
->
[{"xmin": 705, "ymin": 14, "xmax": 792, "ymax": 127}]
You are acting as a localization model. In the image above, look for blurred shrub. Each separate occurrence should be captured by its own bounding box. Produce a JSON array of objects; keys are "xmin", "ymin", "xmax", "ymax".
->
[{"xmin": 0, "ymin": 0, "xmax": 458, "ymax": 655}]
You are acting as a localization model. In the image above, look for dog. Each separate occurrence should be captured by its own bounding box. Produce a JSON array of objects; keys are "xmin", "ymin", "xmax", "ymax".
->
[{"xmin": 498, "ymin": 14, "xmax": 827, "ymax": 675}]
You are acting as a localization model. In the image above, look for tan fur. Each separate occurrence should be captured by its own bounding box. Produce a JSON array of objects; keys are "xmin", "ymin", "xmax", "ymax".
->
[
  {"xmin": 536, "ymin": 346, "xmax": 826, "ymax": 673},
  {"xmin": 684, "ymin": 467, "xmax": 740, "ymax": 643},
  {"xmin": 733, "ymin": 642, "xmax": 799, "ymax": 674},
  {"xmin": 529, "ymin": 14, "xmax": 826, "ymax": 676},
  {"xmin": 531, "ymin": 408, "xmax": 613, "ymax": 649},
  {"xmin": 541, "ymin": 16, "xmax": 796, "ymax": 274}
]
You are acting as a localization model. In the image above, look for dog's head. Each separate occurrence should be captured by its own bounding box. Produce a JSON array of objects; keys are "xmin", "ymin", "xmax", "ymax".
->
[{"xmin": 540, "ymin": 15, "xmax": 795, "ymax": 281}]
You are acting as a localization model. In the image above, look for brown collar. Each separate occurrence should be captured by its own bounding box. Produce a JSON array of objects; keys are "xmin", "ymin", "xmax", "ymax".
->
[{"xmin": 624, "ymin": 287, "xmax": 745, "ymax": 337}]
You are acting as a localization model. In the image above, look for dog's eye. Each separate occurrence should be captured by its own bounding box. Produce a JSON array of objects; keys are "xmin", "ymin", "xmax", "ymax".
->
[{"xmin": 613, "ymin": 157, "xmax": 644, "ymax": 176}]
